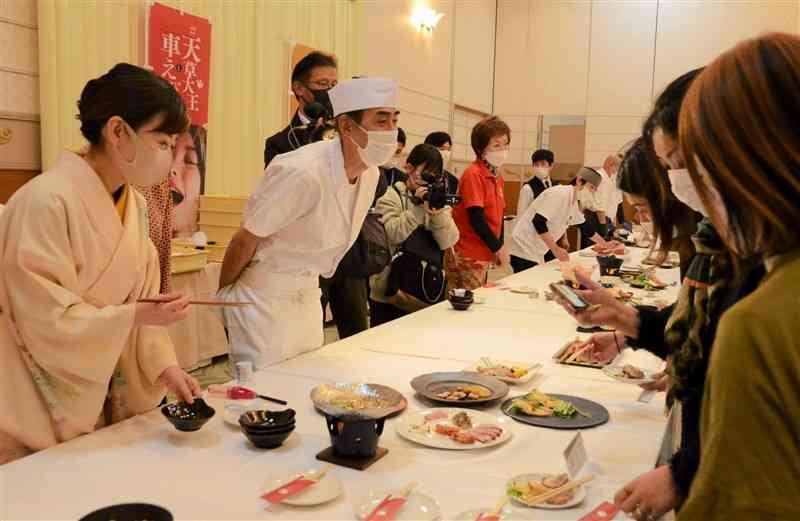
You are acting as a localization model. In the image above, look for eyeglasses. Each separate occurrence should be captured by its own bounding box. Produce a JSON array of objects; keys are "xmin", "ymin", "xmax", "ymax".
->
[{"xmin": 305, "ymin": 79, "xmax": 337, "ymax": 90}]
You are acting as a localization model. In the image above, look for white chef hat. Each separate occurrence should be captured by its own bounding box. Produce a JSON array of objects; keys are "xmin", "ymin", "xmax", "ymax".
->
[{"xmin": 329, "ymin": 77, "xmax": 398, "ymax": 117}]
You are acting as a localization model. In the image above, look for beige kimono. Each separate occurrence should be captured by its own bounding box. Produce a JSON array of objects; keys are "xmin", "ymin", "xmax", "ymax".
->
[{"xmin": 0, "ymin": 152, "xmax": 178, "ymax": 464}]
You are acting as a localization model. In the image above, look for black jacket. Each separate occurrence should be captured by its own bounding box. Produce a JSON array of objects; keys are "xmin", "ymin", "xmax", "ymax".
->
[
  {"xmin": 264, "ymin": 112, "xmax": 309, "ymax": 168},
  {"xmin": 525, "ymin": 176, "xmax": 552, "ymax": 200},
  {"xmin": 445, "ymin": 170, "xmax": 459, "ymax": 195}
]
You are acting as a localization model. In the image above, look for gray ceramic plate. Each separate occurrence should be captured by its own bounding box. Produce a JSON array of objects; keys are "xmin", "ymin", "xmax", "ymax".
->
[
  {"xmin": 410, "ymin": 372, "xmax": 509, "ymax": 405},
  {"xmin": 501, "ymin": 394, "xmax": 609, "ymax": 430}
]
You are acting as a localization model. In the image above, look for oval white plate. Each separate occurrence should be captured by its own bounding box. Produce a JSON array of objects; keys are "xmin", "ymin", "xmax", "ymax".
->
[
  {"xmin": 264, "ymin": 468, "xmax": 343, "ymax": 506},
  {"xmin": 395, "ymin": 408, "xmax": 512, "ymax": 450},
  {"xmin": 354, "ymin": 489, "xmax": 440, "ymax": 521},
  {"xmin": 462, "ymin": 360, "xmax": 541, "ymax": 385},
  {"xmin": 454, "ymin": 506, "xmax": 535, "ymax": 520},
  {"xmin": 601, "ymin": 364, "xmax": 658, "ymax": 385},
  {"xmin": 506, "ymin": 473, "xmax": 587, "ymax": 510}
]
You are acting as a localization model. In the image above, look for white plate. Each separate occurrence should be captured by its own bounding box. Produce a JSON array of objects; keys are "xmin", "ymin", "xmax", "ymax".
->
[
  {"xmin": 453, "ymin": 506, "xmax": 535, "ymax": 520},
  {"xmin": 223, "ymin": 399, "xmax": 273, "ymax": 426},
  {"xmin": 462, "ymin": 360, "xmax": 541, "ymax": 385},
  {"xmin": 354, "ymin": 489, "xmax": 440, "ymax": 521},
  {"xmin": 602, "ymin": 364, "xmax": 658, "ymax": 385},
  {"xmin": 395, "ymin": 408, "xmax": 513, "ymax": 450},
  {"xmin": 506, "ymin": 473, "xmax": 587, "ymax": 510},
  {"xmin": 264, "ymin": 468, "xmax": 343, "ymax": 506},
  {"xmin": 578, "ymin": 250, "xmax": 598, "ymax": 257}
]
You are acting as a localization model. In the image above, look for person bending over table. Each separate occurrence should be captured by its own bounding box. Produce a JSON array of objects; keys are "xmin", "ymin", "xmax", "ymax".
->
[
  {"xmin": 673, "ymin": 32, "xmax": 800, "ymax": 521},
  {"xmin": 555, "ymin": 120, "xmax": 762, "ymax": 520},
  {"xmin": 0, "ymin": 64, "xmax": 199, "ymax": 465},
  {"xmin": 508, "ymin": 167, "xmax": 612, "ymax": 273}
]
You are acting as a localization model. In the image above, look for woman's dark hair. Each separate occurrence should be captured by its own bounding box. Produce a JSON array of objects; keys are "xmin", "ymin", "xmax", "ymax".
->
[
  {"xmin": 424, "ymin": 131, "xmax": 452, "ymax": 149},
  {"xmin": 397, "ymin": 127, "xmax": 407, "ymax": 145},
  {"xmin": 406, "ymin": 143, "xmax": 443, "ymax": 175},
  {"xmin": 643, "ymin": 67, "xmax": 704, "ymax": 142},
  {"xmin": 471, "ymin": 116, "xmax": 511, "ymax": 157},
  {"xmin": 618, "ymin": 137, "xmax": 699, "ymax": 261},
  {"xmin": 77, "ymin": 63, "xmax": 188, "ymax": 146}
]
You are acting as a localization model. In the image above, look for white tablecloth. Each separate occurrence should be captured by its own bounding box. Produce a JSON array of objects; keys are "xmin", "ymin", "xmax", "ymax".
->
[{"xmin": 0, "ymin": 248, "xmax": 680, "ymax": 521}]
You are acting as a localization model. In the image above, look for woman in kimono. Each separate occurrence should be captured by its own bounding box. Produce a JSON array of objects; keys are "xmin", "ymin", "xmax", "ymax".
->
[{"xmin": 0, "ymin": 63, "xmax": 200, "ymax": 464}]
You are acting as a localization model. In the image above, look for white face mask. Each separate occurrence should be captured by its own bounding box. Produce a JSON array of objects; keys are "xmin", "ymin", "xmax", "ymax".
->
[
  {"xmin": 439, "ymin": 149, "xmax": 452, "ymax": 166},
  {"xmin": 533, "ymin": 166, "xmax": 550, "ymax": 180},
  {"xmin": 348, "ymin": 122, "xmax": 398, "ymax": 168},
  {"xmin": 484, "ymin": 149, "xmax": 508, "ymax": 168},
  {"xmin": 668, "ymin": 168, "xmax": 708, "ymax": 217},
  {"xmin": 111, "ymin": 121, "xmax": 174, "ymax": 188}
]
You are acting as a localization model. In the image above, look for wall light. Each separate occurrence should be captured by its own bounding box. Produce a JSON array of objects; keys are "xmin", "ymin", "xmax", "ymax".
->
[{"xmin": 410, "ymin": 4, "xmax": 444, "ymax": 35}]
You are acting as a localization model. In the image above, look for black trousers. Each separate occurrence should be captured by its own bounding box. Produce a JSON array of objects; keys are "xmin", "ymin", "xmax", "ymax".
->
[
  {"xmin": 320, "ymin": 269, "xmax": 369, "ymax": 340},
  {"xmin": 368, "ymin": 299, "xmax": 407, "ymax": 328},
  {"xmin": 510, "ymin": 250, "xmax": 556, "ymax": 273}
]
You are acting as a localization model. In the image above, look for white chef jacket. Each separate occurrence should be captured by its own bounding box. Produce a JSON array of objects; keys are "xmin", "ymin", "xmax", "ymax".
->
[
  {"xmin": 243, "ymin": 136, "xmax": 378, "ymax": 279},
  {"xmin": 596, "ymin": 167, "xmax": 623, "ymax": 219},
  {"xmin": 516, "ymin": 176, "xmax": 553, "ymax": 218},
  {"xmin": 510, "ymin": 185, "xmax": 585, "ymax": 264},
  {"xmin": 220, "ymin": 137, "xmax": 378, "ymax": 369}
]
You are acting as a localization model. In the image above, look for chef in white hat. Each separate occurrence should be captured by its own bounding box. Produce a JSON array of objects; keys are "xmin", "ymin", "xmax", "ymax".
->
[{"xmin": 218, "ymin": 77, "xmax": 399, "ymax": 368}]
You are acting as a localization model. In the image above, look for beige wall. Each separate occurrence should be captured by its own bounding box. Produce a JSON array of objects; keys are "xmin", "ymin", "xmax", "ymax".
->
[
  {"xmin": 38, "ymin": 0, "xmax": 358, "ymax": 197},
  {"xmin": 0, "ymin": 0, "xmax": 40, "ymax": 171},
  {"xmin": 494, "ymin": 0, "xmax": 799, "ymax": 168},
  {"xmin": 356, "ymin": 0, "xmax": 496, "ymax": 171}
]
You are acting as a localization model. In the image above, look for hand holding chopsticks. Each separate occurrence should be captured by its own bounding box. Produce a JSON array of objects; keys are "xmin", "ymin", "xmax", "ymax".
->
[{"xmin": 138, "ymin": 296, "xmax": 253, "ymax": 307}]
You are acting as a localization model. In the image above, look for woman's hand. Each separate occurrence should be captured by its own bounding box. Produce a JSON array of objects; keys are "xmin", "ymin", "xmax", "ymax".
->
[
  {"xmin": 158, "ymin": 365, "xmax": 201, "ymax": 404},
  {"xmin": 134, "ymin": 294, "xmax": 190, "ymax": 327},
  {"xmin": 639, "ymin": 371, "xmax": 669, "ymax": 392},
  {"xmin": 555, "ymin": 270, "xmax": 640, "ymax": 337},
  {"xmin": 615, "ymin": 466, "xmax": 680, "ymax": 521},
  {"xmin": 581, "ymin": 332, "xmax": 625, "ymax": 363}
]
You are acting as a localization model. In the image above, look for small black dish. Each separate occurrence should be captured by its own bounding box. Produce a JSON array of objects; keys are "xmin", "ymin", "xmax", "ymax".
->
[
  {"xmin": 239, "ymin": 409, "xmax": 296, "ymax": 429},
  {"xmin": 80, "ymin": 503, "xmax": 172, "ymax": 521},
  {"xmin": 240, "ymin": 420, "xmax": 296, "ymax": 434},
  {"xmin": 597, "ymin": 255, "xmax": 624, "ymax": 276},
  {"xmin": 448, "ymin": 289, "xmax": 474, "ymax": 311},
  {"xmin": 161, "ymin": 398, "xmax": 215, "ymax": 432},
  {"xmin": 241, "ymin": 425, "xmax": 294, "ymax": 449}
]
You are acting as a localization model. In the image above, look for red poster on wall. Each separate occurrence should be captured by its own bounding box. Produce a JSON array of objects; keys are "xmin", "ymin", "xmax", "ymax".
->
[{"xmin": 148, "ymin": 2, "xmax": 211, "ymax": 126}]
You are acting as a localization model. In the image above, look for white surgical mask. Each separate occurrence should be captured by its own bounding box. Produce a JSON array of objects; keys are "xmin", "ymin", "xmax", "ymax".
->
[
  {"xmin": 111, "ymin": 121, "xmax": 174, "ymax": 188},
  {"xmin": 668, "ymin": 168, "xmax": 708, "ymax": 217},
  {"xmin": 348, "ymin": 123, "xmax": 398, "ymax": 168},
  {"xmin": 533, "ymin": 166, "xmax": 550, "ymax": 180},
  {"xmin": 484, "ymin": 149, "xmax": 508, "ymax": 168},
  {"xmin": 439, "ymin": 149, "xmax": 452, "ymax": 166}
]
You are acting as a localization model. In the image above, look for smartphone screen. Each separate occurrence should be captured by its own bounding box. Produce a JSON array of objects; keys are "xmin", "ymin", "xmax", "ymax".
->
[{"xmin": 550, "ymin": 283, "xmax": 588, "ymax": 310}]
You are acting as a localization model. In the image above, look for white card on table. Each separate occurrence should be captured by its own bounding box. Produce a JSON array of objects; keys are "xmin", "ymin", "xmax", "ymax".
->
[
  {"xmin": 564, "ymin": 431, "xmax": 588, "ymax": 477},
  {"xmin": 638, "ymin": 390, "xmax": 656, "ymax": 403}
]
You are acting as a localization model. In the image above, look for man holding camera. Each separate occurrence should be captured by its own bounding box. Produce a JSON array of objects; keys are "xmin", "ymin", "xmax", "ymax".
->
[
  {"xmin": 264, "ymin": 51, "xmax": 338, "ymax": 168},
  {"xmin": 369, "ymin": 144, "xmax": 460, "ymax": 327}
]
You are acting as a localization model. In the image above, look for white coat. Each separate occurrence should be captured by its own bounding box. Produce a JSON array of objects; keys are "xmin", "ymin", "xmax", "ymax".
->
[
  {"xmin": 220, "ymin": 138, "xmax": 379, "ymax": 369},
  {"xmin": 509, "ymin": 185, "xmax": 585, "ymax": 264}
]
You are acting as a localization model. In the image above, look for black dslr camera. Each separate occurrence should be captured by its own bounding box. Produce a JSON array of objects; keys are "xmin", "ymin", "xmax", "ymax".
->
[{"xmin": 413, "ymin": 171, "xmax": 463, "ymax": 210}]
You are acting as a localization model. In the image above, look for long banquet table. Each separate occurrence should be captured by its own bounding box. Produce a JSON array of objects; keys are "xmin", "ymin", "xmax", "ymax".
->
[{"xmin": 0, "ymin": 247, "xmax": 679, "ymax": 521}]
